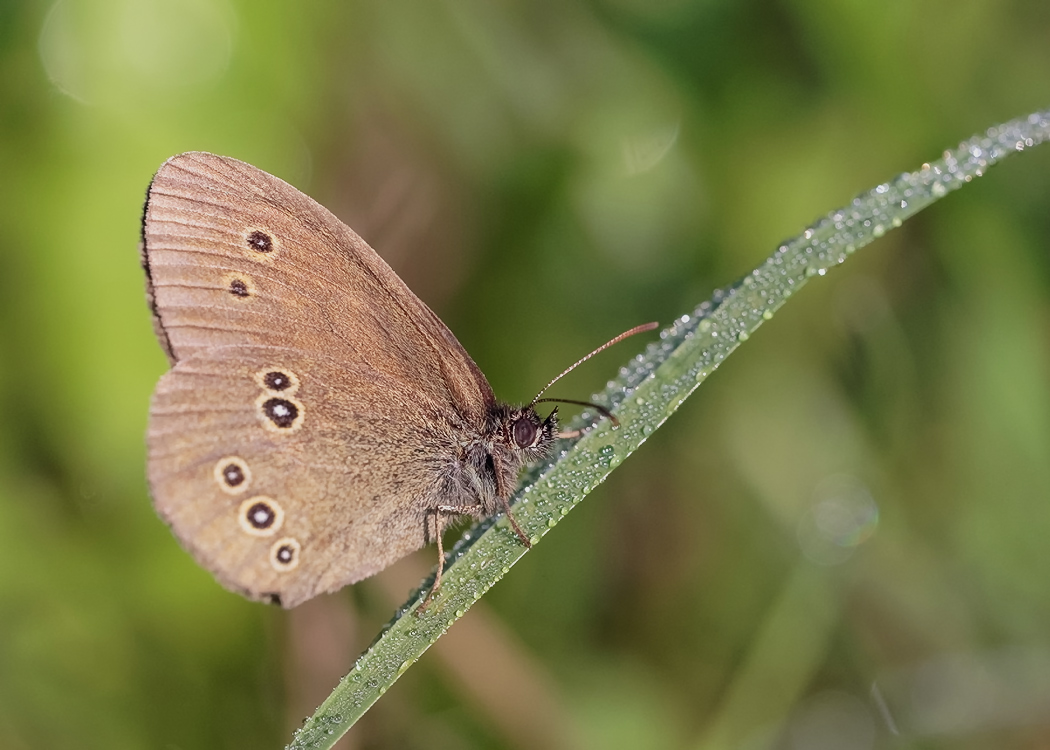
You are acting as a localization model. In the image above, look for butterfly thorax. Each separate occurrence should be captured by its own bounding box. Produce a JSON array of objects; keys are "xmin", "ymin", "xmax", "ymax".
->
[{"xmin": 442, "ymin": 404, "xmax": 557, "ymax": 516}]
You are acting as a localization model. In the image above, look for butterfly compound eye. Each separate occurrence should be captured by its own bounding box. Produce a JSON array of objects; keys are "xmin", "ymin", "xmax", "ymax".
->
[{"xmin": 511, "ymin": 417, "xmax": 538, "ymax": 448}]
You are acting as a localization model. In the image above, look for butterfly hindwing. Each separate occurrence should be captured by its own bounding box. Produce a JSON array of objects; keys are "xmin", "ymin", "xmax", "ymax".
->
[{"xmin": 147, "ymin": 345, "xmax": 460, "ymax": 607}]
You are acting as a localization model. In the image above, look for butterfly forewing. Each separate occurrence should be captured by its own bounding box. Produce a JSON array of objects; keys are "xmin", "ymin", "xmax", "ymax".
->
[{"xmin": 142, "ymin": 152, "xmax": 494, "ymax": 420}]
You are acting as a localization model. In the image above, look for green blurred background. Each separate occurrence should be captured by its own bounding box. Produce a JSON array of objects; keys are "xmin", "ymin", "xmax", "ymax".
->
[{"xmin": 3, "ymin": 0, "xmax": 1050, "ymax": 748}]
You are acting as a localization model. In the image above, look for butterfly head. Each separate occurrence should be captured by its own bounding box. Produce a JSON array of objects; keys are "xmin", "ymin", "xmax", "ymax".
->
[{"xmin": 504, "ymin": 405, "xmax": 558, "ymax": 461}]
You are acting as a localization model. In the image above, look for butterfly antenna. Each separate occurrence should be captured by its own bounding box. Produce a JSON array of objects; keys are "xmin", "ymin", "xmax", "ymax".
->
[
  {"xmin": 532, "ymin": 397, "xmax": 616, "ymax": 438},
  {"xmin": 528, "ymin": 322, "xmax": 659, "ymax": 408}
]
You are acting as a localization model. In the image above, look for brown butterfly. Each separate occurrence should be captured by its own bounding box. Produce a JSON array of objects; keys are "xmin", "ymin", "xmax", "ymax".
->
[{"xmin": 141, "ymin": 152, "xmax": 652, "ymax": 607}]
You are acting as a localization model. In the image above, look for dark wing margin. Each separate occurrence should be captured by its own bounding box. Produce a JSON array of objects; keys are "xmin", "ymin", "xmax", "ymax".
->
[{"xmin": 140, "ymin": 168, "xmax": 176, "ymax": 363}]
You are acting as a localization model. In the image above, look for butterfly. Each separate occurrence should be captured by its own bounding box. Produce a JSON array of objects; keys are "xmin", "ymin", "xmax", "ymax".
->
[{"xmin": 141, "ymin": 152, "xmax": 652, "ymax": 607}]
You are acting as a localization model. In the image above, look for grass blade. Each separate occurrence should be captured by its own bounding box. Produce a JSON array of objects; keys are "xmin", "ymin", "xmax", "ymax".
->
[{"xmin": 289, "ymin": 108, "xmax": 1050, "ymax": 750}]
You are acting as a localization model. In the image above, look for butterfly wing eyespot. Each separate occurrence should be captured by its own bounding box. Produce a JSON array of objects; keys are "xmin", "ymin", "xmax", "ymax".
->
[
  {"xmin": 214, "ymin": 456, "xmax": 251, "ymax": 494},
  {"xmin": 254, "ymin": 368, "xmax": 300, "ymax": 394},
  {"xmin": 245, "ymin": 229, "xmax": 275, "ymax": 254},
  {"xmin": 269, "ymin": 537, "xmax": 301, "ymax": 571},
  {"xmin": 220, "ymin": 272, "xmax": 255, "ymax": 300},
  {"xmin": 238, "ymin": 496, "xmax": 285, "ymax": 537},
  {"xmin": 255, "ymin": 393, "xmax": 305, "ymax": 433}
]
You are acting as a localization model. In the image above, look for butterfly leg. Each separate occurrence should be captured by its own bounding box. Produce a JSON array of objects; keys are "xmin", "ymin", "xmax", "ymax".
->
[
  {"xmin": 490, "ymin": 464, "xmax": 532, "ymax": 549},
  {"xmin": 496, "ymin": 495, "xmax": 532, "ymax": 549},
  {"xmin": 420, "ymin": 503, "xmax": 485, "ymax": 610}
]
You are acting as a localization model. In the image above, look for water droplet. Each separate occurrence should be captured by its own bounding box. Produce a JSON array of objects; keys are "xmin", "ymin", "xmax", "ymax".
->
[
  {"xmin": 546, "ymin": 517, "xmax": 557, "ymax": 528},
  {"xmin": 762, "ymin": 309, "xmax": 774, "ymax": 320},
  {"xmin": 455, "ymin": 609, "xmax": 465, "ymax": 617},
  {"xmin": 737, "ymin": 331, "xmax": 749, "ymax": 342},
  {"xmin": 397, "ymin": 660, "xmax": 411, "ymax": 675}
]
